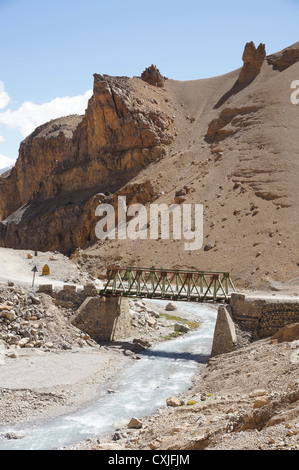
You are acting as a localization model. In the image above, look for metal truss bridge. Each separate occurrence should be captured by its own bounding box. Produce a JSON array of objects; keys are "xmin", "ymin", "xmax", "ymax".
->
[{"xmin": 100, "ymin": 267, "xmax": 236, "ymax": 303}]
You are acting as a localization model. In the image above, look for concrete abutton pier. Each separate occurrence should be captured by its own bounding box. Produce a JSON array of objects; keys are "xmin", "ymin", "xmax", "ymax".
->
[
  {"xmin": 211, "ymin": 305, "xmax": 237, "ymax": 357},
  {"xmin": 71, "ymin": 296, "xmax": 131, "ymax": 342}
]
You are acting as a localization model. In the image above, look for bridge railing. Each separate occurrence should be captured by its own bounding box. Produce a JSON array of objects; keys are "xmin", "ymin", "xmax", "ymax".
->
[{"xmin": 100, "ymin": 267, "xmax": 236, "ymax": 302}]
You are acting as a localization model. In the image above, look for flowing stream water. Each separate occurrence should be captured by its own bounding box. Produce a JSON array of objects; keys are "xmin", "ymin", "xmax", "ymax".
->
[{"xmin": 0, "ymin": 300, "xmax": 217, "ymax": 450}]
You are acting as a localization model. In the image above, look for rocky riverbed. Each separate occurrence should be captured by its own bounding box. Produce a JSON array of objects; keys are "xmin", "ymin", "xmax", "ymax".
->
[
  {"xmin": 0, "ymin": 281, "xmax": 195, "ymax": 435},
  {"xmin": 0, "ymin": 276, "xmax": 298, "ymax": 451},
  {"xmin": 71, "ymin": 323, "xmax": 299, "ymax": 451}
]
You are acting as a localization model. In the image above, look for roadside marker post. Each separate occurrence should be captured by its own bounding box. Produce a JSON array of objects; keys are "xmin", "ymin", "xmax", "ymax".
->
[{"xmin": 32, "ymin": 266, "xmax": 38, "ymax": 287}]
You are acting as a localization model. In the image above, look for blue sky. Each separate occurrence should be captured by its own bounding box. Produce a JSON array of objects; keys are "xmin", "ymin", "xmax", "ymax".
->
[{"xmin": 0, "ymin": 0, "xmax": 298, "ymax": 163}]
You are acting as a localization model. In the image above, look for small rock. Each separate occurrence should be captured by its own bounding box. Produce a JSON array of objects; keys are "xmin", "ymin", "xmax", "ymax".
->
[
  {"xmin": 18, "ymin": 338, "xmax": 30, "ymax": 347},
  {"xmin": 3, "ymin": 432, "xmax": 25, "ymax": 440},
  {"xmin": 29, "ymin": 293, "xmax": 41, "ymax": 305},
  {"xmin": 128, "ymin": 417, "xmax": 143, "ymax": 429},
  {"xmin": 165, "ymin": 302, "xmax": 177, "ymax": 311},
  {"xmin": 254, "ymin": 397, "xmax": 270, "ymax": 409},
  {"xmin": 1, "ymin": 310, "xmax": 16, "ymax": 321},
  {"xmin": 204, "ymin": 244, "xmax": 213, "ymax": 252},
  {"xmin": 166, "ymin": 396, "xmax": 184, "ymax": 407},
  {"xmin": 174, "ymin": 195, "xmax": 187, "ymax": 204},
  {"xmin": 149, "ymin": 440, "xmax": 162, "ymax": 450},
  {"xmin": 133, "ymin": 338, "xmax": 152, "ymax": 348},
  {"xmin": 113, "ymin": 431, "xmax": 127, "ymax": 441},
  {"xmin": 146, "ymin": 316, "xmax": 157, "ymax": 328},
  {"xmin": 174, "ymin": 322, "xmax": 190, "ymax": 333}
]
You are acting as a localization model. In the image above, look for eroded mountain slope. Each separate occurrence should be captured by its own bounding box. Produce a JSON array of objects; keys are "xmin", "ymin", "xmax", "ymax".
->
[{"xmin": 1, "ymin": 44, "xmax": 299, "ymax": 289}]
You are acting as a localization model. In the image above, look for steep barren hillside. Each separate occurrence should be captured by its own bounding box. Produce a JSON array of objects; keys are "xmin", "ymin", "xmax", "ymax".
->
[
  {"xmin": 0, "ymin": 69, "xmax": 174, "ymax": 252},
  {"xmin": 1, "ymin": 43, "xmax": 299, "ymax": 290}
]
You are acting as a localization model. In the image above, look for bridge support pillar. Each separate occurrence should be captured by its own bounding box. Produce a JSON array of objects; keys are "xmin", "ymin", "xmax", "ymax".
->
[
  {"xmin": 211, "ymin": 306, "xmax": 237, "ymax": 357},
  {"xmin": 71, "ymin": 296, "xmax": 131, "ymax": 342}
]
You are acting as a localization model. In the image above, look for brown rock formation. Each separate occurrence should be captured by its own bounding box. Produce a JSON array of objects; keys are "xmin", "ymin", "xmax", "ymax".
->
[
  {"xmin": 266, "ymin": 41, "xmax": 299, "ymax": 71},
  {"xmin": 206, "ymin": 106, "xmax": 261, "ymax": 142},
  {"xmin": 0, "ymin": 115, "xmax": 82, "ymax": 221},
  {"xmin": 0, "ymin": 73, "xmax": 174, "ymax": 253},
  {"xmin": 141, "ymin": 65, "xmax": 165, "ymax": 87},
  {"xmin": 238, "ymin": 42, "xmax": 266, "ymax": 83}
]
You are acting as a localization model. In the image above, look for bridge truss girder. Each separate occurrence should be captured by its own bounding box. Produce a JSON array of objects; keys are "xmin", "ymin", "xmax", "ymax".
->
[{"xmin": 100, "ymin": 267, "xmax": 236, "ymax": 303}]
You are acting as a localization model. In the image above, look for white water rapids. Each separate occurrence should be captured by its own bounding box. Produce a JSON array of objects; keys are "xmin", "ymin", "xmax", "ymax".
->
[{"xmin": 0, "ymin": 300, "xmax": 217, "ymax": 450}]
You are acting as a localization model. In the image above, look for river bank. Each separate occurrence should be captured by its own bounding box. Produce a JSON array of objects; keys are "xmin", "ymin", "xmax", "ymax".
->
[
  {"xmin": 72, "ymin": 322, "xmax": 299, "ymax": 451},
  {"xmin": 0, "ymin": 346, "xmax": 134, "ymax": 429},
  {"xmin": 0, "ymin": 296, "xmax": 217, "ymax": 448},
  {"xmin": 1, "ymin": 301, "xmax": 298, "ymax": 450}
]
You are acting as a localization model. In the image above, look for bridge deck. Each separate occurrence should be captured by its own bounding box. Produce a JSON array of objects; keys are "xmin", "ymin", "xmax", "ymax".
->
[{"xmin": 100, "ymin": 267, "xmax": 236, "ymax": 303}]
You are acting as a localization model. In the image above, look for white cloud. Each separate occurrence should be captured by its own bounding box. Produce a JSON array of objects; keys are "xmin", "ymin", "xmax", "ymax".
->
[
  {"xmin": 0, "ymin": 154, "xmax": 15, "ymax": 172},
  {"xmin": 0, "ymin": 135, "xmax": 5, "ymax": 143},
  {"xmin": 0, "ymin": 81, "xmax": 11, "ymax": 110},
  {"xmin": 0, "ymin": 89, "xmax": 92, "ymax": 137}
]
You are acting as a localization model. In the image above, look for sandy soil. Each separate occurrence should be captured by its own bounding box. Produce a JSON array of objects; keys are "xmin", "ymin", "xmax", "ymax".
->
[{"xmin": 0, "ymin": 346, "xmax": 133, "ymax": 427}]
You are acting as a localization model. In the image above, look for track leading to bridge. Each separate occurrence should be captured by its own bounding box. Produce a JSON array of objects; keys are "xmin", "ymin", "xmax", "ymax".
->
[{"xmin": 100, "ymin": 267, "xmax": 236, "ymax": 303}]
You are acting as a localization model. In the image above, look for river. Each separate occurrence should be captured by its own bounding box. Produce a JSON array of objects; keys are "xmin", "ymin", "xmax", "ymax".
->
[{"xmin": 0, "ymin": 300, "xmax": 217, "ymax": 450}]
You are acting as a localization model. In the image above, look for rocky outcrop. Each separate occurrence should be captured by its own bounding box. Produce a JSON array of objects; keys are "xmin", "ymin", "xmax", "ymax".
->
[
  {"xmin": 205, "ymin": 106, "xmax": 261, "ymax": 142},
  {"xmin": 141, "ymin": 65, "xmax": 165, "ymax": 87},
  {"xmin": 0, "ymin": 115, "xmax": 82, "ymax": 221},
  {"xmin": 32, "ymin": 74, "xmax": 173, "ymax": 201},
  {"xmin": 0, "ymin": 73, "xmax": 174, "ymax": 253},
  {"xmin": 266, "ymin": 41, "xmax": 299, "ymax": 71},
  {"xmin": 238, "ymin": 42, "xmax": 266, "ymax": 83}
]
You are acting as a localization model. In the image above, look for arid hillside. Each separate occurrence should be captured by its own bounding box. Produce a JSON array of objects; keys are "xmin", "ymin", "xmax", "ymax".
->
[{"xmin": 1, "ymin": 42, "xmax": 299, "ymax": 290}]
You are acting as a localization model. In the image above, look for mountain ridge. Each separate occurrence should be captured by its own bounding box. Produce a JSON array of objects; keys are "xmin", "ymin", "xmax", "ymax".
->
[{"xmin": 0, "ymin": 41, "xmax": 299, "ymax": 290}]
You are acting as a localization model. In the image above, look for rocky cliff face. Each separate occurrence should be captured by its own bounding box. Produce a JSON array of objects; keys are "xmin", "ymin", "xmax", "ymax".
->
[
  {"xmin": 0, "ymin": 71, "xmax": 174, "ymax": 253},
  {"xmin": 0, "ymin": 115, "xmax": 82, "ymax": 221}
]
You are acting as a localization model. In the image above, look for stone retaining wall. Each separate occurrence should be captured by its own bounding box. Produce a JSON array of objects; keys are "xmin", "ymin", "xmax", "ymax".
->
[
  {"xmin": 230, "ymin": 293, "xmax": 299, "ymax": 338},
  {"xmin": 38, "ymin": 283, "xmax": 97, "ymax": 307}
]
